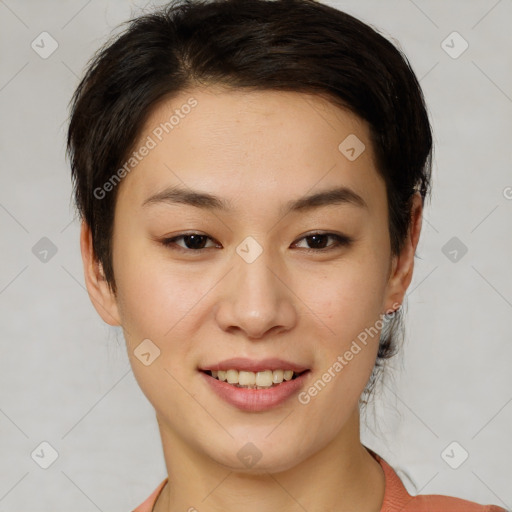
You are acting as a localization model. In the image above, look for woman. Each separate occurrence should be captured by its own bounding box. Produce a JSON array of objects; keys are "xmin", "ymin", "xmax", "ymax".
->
[{"xmin": 66, "ymin": 0, "xmax": 507, "ymax": 511}]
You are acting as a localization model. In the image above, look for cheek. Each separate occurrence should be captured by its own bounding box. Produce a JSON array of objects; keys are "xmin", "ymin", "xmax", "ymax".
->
[
  {"xmin": 114, "ymin": 229, "xmax": 390, "ymax": 348},
  {"xmin": 113, "ymin": 247, "xmax": 201, "ymax": 406},
  {"xmin": 310, "ymin": 254, "xmax": 390, "ymax": 339},
  {"xmin": 300, "ymin": 247, "xmax": 389, "ymax": 406},
  {"xmin": 113, "ymin": 240, "xmax": 206, "ymax": 341},
  {"xmin": 299, "ymin": 278, "xmax": 384, "ymax": 423}
]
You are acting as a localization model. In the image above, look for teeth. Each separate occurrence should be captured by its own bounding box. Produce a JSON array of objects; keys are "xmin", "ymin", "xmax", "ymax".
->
[
  {"xmin": 207, "ymin": 369, "xmax": 300, "ymax": 388},
  {"xmin": 272, "ymin": 369, "xmax": 284, "ymax": 383},
  {"xmin": 239, "ymin": 371, "xmax": 256, "ymax": 386},
  {"xmin": 226, "ymin": 369, "xmax": 238, "ymax": 384},
  {"xmin": 256, "ymin": 370, "xmax": 273, "ymax": 387}
]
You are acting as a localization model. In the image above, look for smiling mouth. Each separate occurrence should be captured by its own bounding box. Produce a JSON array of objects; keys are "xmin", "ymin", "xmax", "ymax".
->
[{"xmin": 202, "ymin": 369, "xmax": 308, "ymax": 389}]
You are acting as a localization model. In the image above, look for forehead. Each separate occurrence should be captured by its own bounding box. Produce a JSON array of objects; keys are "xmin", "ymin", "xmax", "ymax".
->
[{"xmin": 117, "ymin": 87, "xmax": 385, "ymax": 216}]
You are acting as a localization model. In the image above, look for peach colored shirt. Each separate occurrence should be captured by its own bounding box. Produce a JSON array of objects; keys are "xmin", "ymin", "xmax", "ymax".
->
[{"xmin": 131, "ymin": 449, "xmax": 507, "ymax": 512}]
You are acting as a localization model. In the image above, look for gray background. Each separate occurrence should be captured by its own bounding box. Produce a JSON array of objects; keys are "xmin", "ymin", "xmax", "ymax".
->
[{"xmin": 0, "ymin": 0, "xmax": 511, "ymax": 510}]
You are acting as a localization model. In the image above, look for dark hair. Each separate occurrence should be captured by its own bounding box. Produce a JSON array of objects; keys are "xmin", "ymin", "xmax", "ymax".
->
[{"xmin": 66, "ymin": 0, "xmax": 433, "ymax": 401}]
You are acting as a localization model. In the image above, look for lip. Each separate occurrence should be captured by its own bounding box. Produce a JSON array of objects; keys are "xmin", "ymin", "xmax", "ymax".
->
[
  {"xmin": 200, "ymin": 369, "xmax": 311, "ymax": 412},
  {"xmin": 199, "ymin": 357, "xmax": 309, "ymax": 373}
]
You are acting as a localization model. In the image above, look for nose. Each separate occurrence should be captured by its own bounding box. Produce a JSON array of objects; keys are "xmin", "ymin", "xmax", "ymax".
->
[{"xmin": 214, "ymin": 245, "xmax": 298, "ymax": 340}]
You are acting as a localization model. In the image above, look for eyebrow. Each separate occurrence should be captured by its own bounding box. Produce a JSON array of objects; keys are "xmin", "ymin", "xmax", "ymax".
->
[{"xmin": 141, "ymin": 185, "xmax": 368, "ymax": 214}]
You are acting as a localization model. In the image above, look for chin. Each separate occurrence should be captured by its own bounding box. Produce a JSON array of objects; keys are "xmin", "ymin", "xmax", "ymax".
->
[
  {"xmin": 219, "ymin": 455, "xmax": 305, "ymax": 475},
  {"xmin": 207, "ymin": 437, "xmax": 313, "ymax": 475}
]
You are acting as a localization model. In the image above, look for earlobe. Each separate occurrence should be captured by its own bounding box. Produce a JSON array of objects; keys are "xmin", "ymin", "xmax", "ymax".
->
[
  {"xmin": 383, "ymin": 192, "xmax": 423, "ymax": 313},
  {"xmin": 79, "ymin": 220, "xmax": 121, "ymax": 326}
]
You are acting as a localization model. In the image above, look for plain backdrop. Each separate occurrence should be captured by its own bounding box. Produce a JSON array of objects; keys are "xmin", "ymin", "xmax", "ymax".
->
[{"xmin": 0, "ymin": 0, "xmax": 511, "ymax": 511}]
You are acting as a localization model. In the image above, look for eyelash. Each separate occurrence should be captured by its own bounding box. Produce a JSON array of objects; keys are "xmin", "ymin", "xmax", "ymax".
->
[{"xmin": 159, "ymin": 232, "xmax": 353, "ymax": 254}]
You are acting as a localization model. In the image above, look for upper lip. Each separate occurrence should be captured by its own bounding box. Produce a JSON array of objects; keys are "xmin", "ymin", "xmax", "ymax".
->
[{"xmin": 200, "ymin": 357, "xmax": 309, "ymax": 373}]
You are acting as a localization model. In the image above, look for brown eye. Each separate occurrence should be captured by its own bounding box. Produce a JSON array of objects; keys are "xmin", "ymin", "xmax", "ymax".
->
[
  {"xmin": 161, "ymin": 233, "xmax": 219, "ymax": 251},
  {"xmin": 159, "ymin": 231, "xmax": 352, "ymax": 254},
  {"xmin": 293, "ymin": 233, "xmax": 352, "ymax": 251}
]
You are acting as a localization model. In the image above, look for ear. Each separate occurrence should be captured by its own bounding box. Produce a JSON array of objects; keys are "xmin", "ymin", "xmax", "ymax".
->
[
  {"xmin": 79, "ymin": 220, "xmax": 121, "ymax": 326},
  {"xmin": 383, "ymin": 191, "xmax": 423, "ymax": 313}
]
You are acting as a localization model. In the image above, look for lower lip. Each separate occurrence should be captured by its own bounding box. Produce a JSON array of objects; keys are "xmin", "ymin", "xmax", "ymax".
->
[{"xmin": 200, "ymin": 371, "xmax": 310, "ymax": 412}]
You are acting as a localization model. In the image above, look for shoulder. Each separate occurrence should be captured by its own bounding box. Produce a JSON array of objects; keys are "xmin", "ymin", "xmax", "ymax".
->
[
  {"xmin": 402, "ymin": 493, "xmax": 508, "ymax": 512},
  {"xmin": 131, "ymin": 477, "xmax": 168, "ymax": 512},
  {"xmin": 366, "ymin": 447, "xmax": 508, "ymax": 512}
]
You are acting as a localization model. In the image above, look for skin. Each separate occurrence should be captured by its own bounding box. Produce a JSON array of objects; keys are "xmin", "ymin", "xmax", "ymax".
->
[{"xmin": 80, "ymin": 87, "xmax": 423, "ymax": 512}]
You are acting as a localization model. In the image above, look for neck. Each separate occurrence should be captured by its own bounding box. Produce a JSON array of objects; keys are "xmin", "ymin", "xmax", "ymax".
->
[{"xmin": 153, "ymin": 409, "xmax": 385, "ymax": 512}]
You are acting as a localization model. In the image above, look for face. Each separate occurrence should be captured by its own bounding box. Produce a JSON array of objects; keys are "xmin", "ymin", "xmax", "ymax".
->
[{"xmin": 82, "ymin": 87, "xmax": 420, "ymax": 474}]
